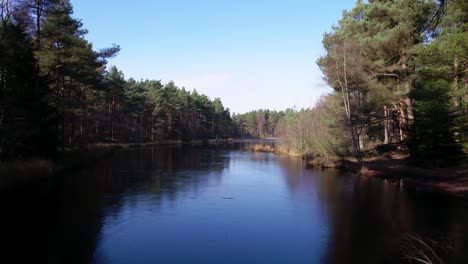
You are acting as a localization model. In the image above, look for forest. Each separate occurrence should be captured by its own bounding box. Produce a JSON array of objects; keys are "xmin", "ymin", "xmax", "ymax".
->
[
  {"xmin": 0, "ymin": 0, "xmax": 237, "ymax": 163},
  {"xmin": 1, "ymin": 0, "xmax": 467, "ymax": 169},
  {"xmin": 279, "ymin": 0, "xmax": 467, "ymax": 167}
]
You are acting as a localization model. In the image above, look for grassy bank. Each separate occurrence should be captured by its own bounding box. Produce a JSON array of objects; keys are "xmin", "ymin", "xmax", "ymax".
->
[
  {"xmin": 248, "ymin": 142, "xmax": 345, "ymax": 168},
  {"xmin": 246, "ymin": 142, "xmax": 303, "ymax": 156},
  {"xmin": 0, "ymin": 139, "xmax": 235, "ymax": 193}
]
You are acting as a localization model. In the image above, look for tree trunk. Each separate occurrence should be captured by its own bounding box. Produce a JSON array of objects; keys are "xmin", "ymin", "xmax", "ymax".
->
[
  {"xmin": 384, "ymin": 105, "xmax": 389, "ymax": 144},
  {"xmin": 0, "ymin": 68, "xmax": 5, "ymax": 91},
  {"xmin": 111, "ymin": 99, "xmax": 115, "ymax": 140},
  {"xmin": 401, "ymin": 58, "xmax": 414, "ymax": 123},
  {"xmin": 34, "ymin": 2, "xmax": 42, "ymax": 97},
  {"xmin": 335, "ymin": 43, "xmax": 362, "ymax": 166},
  {"xmin": 403, "ymin": 97, "xmax": 413, "ymax": 123},
  {"xmin": 61, "ymin": 77, "xmax": 65, "ymax": 152},
  {"xmin": 464, "ymin": 61, "xmax": 468, "ymax": 141},
  {"xmin": 79, "ymin": 86, "xmax": 84, "ymax": 138},
  {"xmin": 0, "ymin": 111, "xmax": 4, "ymax": 160},
  {"xmin": 399, "ymin": 101, "xmax": 406, "ymax": 141},
  {"xmin": 140, "ymin": 116, "xmax": 144, "ymax": 140},
  {"xmin": 358, "ymin": 133, "xmax": 364, "ymax": 150},
  {"xmin": 454, "ymin": 56, "xmax": 460, "ymax": 110},
  {"xmin": 464, "ymin": 62, "xmax": 467, "ymax": 110},
  {"xmin": 80, "ymin": 117, "xmax": 83, "ymax": 137},
  {"xmin": 151, "ymin": 116, "xmax": 154, "ymax": 141},
  {"xmin": 67, "ymin": 80, "xmax": 72, "ymax": 147}
]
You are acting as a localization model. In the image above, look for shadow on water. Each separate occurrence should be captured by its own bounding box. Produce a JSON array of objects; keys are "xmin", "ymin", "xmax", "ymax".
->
[
  {"xmin": 0, "ymin": 142, "xmax": 467, "ymax": 263},
  {"xmin": 268, "ymin": 152, "xmax": 468, "ymax": 263},
  {"xmin": 59, "ymin": 146, "xmax": 230, "ymax": 264},
  {"xmin": 1, "ymin": 145, "xmax": 230, "ymax": 264},
  {"xmin": 315, "ymin": 171, "xmax": 468, "ymax": 264}
]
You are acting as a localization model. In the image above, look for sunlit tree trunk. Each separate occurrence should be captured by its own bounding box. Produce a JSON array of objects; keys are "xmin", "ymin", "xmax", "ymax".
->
[
  {"xmin": 384, "ymin": 105, "xmax": 389, "ymax": 144},
  {"xmin": 398, "ymin": 102, "xmax": 405, "ymax": 142},
  {"xmin": 465, "ymin": 62, "xmax": 468, "ymax": 108},
  {"xmin": 464, "ymin": 61, "xmax": 468, "ymax": 141},
  {"xmin": 401, "ymin": 60, "xmax": 414, "ymax": 124},
  {"xmin": 454, "ymin": 55, "xmax": 460, "ymax": 110},
  {"xmin": 333, "ymin": 42, "xmax": 363, "ymax": 166}
]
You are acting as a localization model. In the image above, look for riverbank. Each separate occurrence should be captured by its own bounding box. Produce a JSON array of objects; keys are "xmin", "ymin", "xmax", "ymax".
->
[
  {"xmin": 0, "ymin": 146, "xmax": 120, "ymax": 193},
  {"xmin": 303, "ymin": 152, "xmax": 468, "ymax": 198},
  {"xmin": 88, "ymin": 138, "xmax": 234, "ymax": 149},
  {"xmin": 0, "ymin": 138, "xmax": 235, "ymax": 193},
  {"xmin": 172, "ymin": 140, "xmax": 468, "ymax": 198},
  {"xmin": 2, "ymin": 140, "xmax": 466, "ymax": 199},
  {"xmin": 360, "ymin": 155, "xmax": 468, "ymax": 198},
  {"xmin": 255, "ymin": 141, "xmax": 468, "ymax": 198},
  {"xmin": 247, "ymin": 142, "xmax": 303, "ymax": 156}
]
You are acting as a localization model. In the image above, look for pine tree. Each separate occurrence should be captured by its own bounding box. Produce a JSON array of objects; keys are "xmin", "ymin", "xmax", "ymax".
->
[{"xmin": 0, "ymin": 3, "xmax": 54, "ymax": 161}]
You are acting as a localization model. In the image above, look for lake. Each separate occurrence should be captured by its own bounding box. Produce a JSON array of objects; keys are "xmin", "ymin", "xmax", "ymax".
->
[{"xmin": 1, "ymin": 142, "xmax": 468, "ymax": 263}]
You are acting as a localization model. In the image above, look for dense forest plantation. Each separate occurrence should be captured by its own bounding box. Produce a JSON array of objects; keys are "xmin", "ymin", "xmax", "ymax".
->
[
  {"xmin": 0, "ymin": 0, "xmax": 236, "ymax": 163},
  {"xmin": 279, "ymin": 0, "xmax": 467, "ymax": 167}
]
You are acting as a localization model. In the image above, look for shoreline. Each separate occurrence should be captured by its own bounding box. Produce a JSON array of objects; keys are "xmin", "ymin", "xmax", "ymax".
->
[
  {"xmin": 263, "ymin": 142, "xmax": 468, "ymax": 199},
  {"xmin": 302, "ymin": 153, "xmax": 468, "ymax": 199},
  {"xmin": 360, "ymin": 155, "xmax": 468, "ymax": 198},
  {"xmin": 0, "ymin": 138, "xmax": 235, "ymax": 193},
  {"xmin": 2, "ymin": 140, "xmax": 467, "ymax": 199}
]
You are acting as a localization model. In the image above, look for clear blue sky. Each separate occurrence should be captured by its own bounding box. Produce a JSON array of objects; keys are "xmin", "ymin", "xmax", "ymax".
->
[{"xmin": 73, "ymin": 0, "xmax": 356, "ymax": 114}]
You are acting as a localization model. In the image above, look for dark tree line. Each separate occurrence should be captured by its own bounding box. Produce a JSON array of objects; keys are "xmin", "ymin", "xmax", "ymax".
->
[{"xmin": 0, "ymin": 0, "xmax": 235, "ymax": 163}]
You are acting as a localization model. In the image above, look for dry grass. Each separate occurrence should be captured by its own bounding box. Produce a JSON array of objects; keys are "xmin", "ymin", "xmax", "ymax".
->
[
  {"xmin": 274, "ymin": 144, "xmax": 302, "ymax": 157},
  {"xmin": 250, "ymin": 143, "xmax": 275, "ymax": 153},
  {"xmin": 401, "ymin": 234, "xmax": 448, "ymax": 264}
]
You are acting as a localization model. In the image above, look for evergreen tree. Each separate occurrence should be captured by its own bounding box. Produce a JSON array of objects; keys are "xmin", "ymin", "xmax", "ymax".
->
[
  {"xmin": 0, "ymin": 3, "xmax": 54, "ymax": 161},
  {"xmin": 409, "ymin": 43, "xmax": 464, "ymax": 166}
]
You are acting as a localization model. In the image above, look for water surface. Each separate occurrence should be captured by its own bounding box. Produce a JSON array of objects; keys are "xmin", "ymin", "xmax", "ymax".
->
[{"xmin": 1, "ymin": 143, "xmax": 468, "ymax": 263}]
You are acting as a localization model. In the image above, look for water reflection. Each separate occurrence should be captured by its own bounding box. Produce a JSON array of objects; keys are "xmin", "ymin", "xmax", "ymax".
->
[
  {"xmin": 0, "ymin": 143, "xmax": 467, "ymax": 263},
  {"xmin": 62, "ymin": 146, "xmax": 231, "ymax": 264}
]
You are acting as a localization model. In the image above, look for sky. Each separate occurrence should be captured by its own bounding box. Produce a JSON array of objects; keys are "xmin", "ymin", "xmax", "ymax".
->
[{"xmin": 73, "ymin": 0, "xmax": 356, "ymax": 114}]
